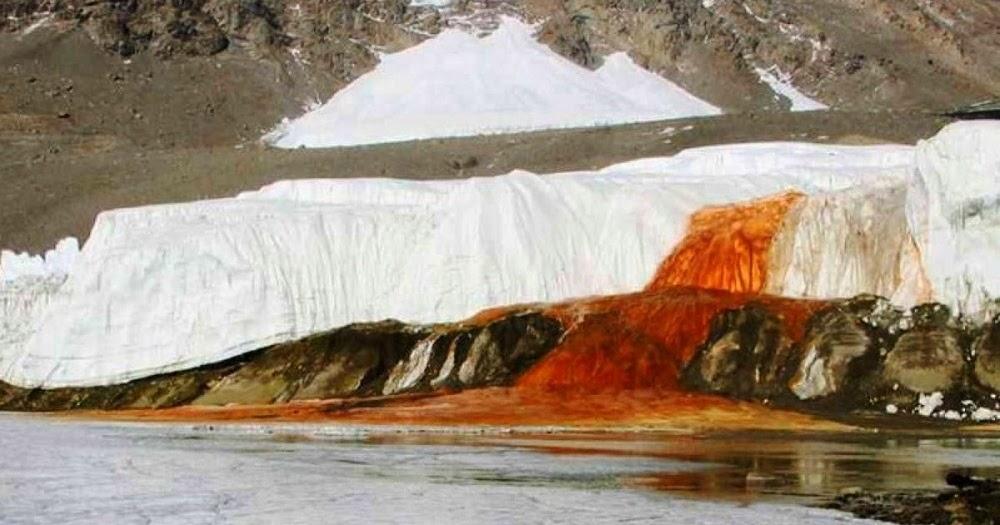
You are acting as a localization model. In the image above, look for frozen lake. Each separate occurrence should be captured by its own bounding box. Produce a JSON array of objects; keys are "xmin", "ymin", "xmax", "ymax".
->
[{"xmin": 2, "ymin": 414, "xmax": 999, "ymax": 524}]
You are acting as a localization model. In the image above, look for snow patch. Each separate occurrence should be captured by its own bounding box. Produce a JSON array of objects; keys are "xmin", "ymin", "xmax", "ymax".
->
[
  {"xmin": 754, "ymin": 66, "xmax": 828, "ymax": 112},
  {"xmin": 265, "ymin": 17, "xmax": 720, "ymax": 148},
  {"xmin": 19, "ymin": 13, "xmax": 53, "ymax": 37},
  {"xmin": 971, "ymin": 407, "xmax": 1000, "ymax": 422},
  {"xmin": 916, "ymin": 392, "xmax": 944, "ymax": 417},
  {"xmin": 910, "ymin": 394, "xmax": 1000, "ymax": 422},
  {"xmin": 410, "ymin": 0, "xmax": 454, "ymax": 6}
]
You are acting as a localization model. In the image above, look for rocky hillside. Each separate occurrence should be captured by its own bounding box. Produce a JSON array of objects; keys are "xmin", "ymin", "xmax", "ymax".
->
[
  {"xmin": 534, "ymin": 0, "xmax": 1000, "ymax": 112},
  {"xmin": 0, "ymin": 0, "xmax": 437, "ymax": 149},
  {"xmin": 1, "ymin": 0, "xmax": 997, "ymax": 151}
]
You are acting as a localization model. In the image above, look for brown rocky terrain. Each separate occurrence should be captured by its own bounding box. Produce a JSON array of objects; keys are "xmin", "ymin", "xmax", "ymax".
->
[
  {"xmin": 535, "ymin": 0, "xmax": 1000, "ymax": 112},
  {"xmin": 825, "ymin": 473, "xmax": 1000, "ymax": 525}
]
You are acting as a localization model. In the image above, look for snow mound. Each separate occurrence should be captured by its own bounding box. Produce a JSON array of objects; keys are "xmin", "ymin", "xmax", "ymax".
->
[{"xmin": 265, "ymin": 17, "xmax": 721, "ymax": 148}]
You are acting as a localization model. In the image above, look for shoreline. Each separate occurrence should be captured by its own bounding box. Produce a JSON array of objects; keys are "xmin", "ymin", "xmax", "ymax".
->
[{"xmin": 33, "ymin": 388, "xmax": 1000, "ymax": 438}]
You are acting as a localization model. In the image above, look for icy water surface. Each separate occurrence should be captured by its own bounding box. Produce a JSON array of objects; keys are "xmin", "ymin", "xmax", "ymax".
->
[{"xmin": 1, "ymin": 414, "xmax": 999, "ymax": 524}]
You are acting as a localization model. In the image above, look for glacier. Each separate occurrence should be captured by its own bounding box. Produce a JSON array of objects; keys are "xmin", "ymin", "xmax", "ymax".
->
[
  {"xmin": 908, "ymin": 121, "xmax": 1000, "ymax": 313},
  {"xmin": 0, "ymin": 237, "xmax": 79, "ymax": 283},
  {"xmin": 264, "ymin": 17, "xmax": 721, "ymax": 148},
  {"xmin": 2, "ymin": 122, "xmax": 998, "ymax": 388}
]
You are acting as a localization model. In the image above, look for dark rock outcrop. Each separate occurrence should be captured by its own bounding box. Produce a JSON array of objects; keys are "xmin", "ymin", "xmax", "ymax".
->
[
  {"xmin": 882, "ymin": 303, "xmax": 965, "ymax": 394},
  {"xmin": 883, "ymin": 330, "xmax": 965, "ymax": 394},
  {"xmin": 825, "ymin": 473, "xmax": 1000, "ymax": 525},
  {"xmin": 537, "ymin": 0, "xmax": 1000, "ymax": 112},
  {"xmin": 972, "ymin": 316, "xmax": 1000, "ymax": 392},
  {"xmin": 79, "ymin": 1, "xmax": 230, "ymax": 58},
  {"xmin": 787, "ymin": 307, "xmax": 871, "ymax": 401},
  {"xmin": 681, "ymin": 296, "xmax": 1000, "ymax": 421},
  {"xmin": 0, "ymin": 311, "xmax": 564, "ymax": 412},
  {"xmin": 680, "ymin": 303, "xmax": 792, "ymax": 400}
]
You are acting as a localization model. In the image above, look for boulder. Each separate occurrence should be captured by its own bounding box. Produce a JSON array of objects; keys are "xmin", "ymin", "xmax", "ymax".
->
[
  {"xmin": 681, "ymin": 304, "xmax": 791, "ymax": 399},
  {"xmin": 883, "ymin": 330, "xmax": 964, "ymax": 394},
  {"xmin": 973, "ymin": 317, "xmax": 1000, "ymax": 392},
  {"xmin": 197, "ymin": 321, "xmax": 425, "ymax": 405},
  {"xmin": 382, "ymin": 336, "xmax": 443, "ymax": 395},
  {"xmin": 883, "ymin": 303, "xmax": 966, "ymax": 394},
  {"xmin": 787, "ymin": 307, "xmax": 871, "ymax": 401},
  {"xmin": 456, "ymin": 313, "xmax": 564, "ymax": 388}
]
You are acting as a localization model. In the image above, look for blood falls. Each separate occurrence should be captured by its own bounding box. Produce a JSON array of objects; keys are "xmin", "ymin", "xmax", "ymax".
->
[{"xmin": 1, "ymin": 122, "xmax": 998, "ymax": 389}]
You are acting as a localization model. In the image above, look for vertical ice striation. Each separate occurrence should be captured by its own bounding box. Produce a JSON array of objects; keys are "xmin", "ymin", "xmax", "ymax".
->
[{"xmin": 907, "ymin": 121, "xmax": 1000, "ymax": 315}]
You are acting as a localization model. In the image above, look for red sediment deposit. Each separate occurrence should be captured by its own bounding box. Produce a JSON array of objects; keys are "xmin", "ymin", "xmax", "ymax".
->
[
  {"xmin": 519, "ymin": 287, "xmax": 828, "ymax": 392},
  {"xmin": 81, "ymin": 191, "xmax": 836, "ymax": 430},
  {"xmin": 645, "ymin": 191, "xmax": 803, "ymax": 294},
  {"xmin": 519, "ymin": 191, "xmax": 817, "ymax": 394},
  {"xmin": 88, "ymin": 387, "xmax": 850, "ymax": 432}
]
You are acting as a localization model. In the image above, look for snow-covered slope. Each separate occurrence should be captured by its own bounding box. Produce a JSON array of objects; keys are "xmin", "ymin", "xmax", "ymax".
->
[
  {"xmin": 265, "ymin": 17, "xmax": 721, "ymax": 148},
  {"xmin": 2, "ymin": 122, "xmax": 998, "ymax": 388}
]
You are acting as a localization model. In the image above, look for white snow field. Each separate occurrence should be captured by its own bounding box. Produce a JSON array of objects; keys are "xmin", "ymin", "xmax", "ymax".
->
[
  {"xmin": 1, "ymin": 122, "xmax": 998, "ymax": 388},
  {"xmin": 264, "ymin": 17, "xmax": 721, "ymax": 148}
]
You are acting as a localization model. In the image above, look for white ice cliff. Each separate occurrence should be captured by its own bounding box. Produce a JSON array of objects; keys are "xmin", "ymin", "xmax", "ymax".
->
[
  {"xmin": 0, "ymin": 237, "xmax": 79, "ymax": 283},
  {"xmin": 264, "ymin": 17, "xmax": 721, "ymax": 148},
  {"xmin": 1, "ymin": 122, "xmax": 997, "ymax": 388},
  {"xmin": 908, "ymin": 121, "xmax": 1000, "ymax": 314}
]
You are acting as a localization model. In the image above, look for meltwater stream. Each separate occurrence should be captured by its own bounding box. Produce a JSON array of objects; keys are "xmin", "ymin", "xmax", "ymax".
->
[{"xmin": 1, "ymin": 414, "xmax": 999, "ymax": 524}]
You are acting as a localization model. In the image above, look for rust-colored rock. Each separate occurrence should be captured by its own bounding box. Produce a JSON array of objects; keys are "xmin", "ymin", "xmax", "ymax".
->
[{"xmin": 521, "ymin": 287, "xmax": 827, "ymax": 393}]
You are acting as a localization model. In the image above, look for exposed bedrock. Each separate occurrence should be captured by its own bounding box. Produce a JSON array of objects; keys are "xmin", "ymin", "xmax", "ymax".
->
[
  {"xmin": 788, "ymin": 307, "xmax": 873, "ymax": 402},
  {"xmin": 972, "ymin": 316, "xmax": 1000, "ymax": 393},
  {"xmin": 681, "ymin": 295, "xmax": 1000, "ymax": 419},
  {"xmin": 679, "ymin": 304, "xmax": 792, "ymax": 400},
  {"xmin": 680, "ymin": 295, "xmax": 887, "ymax": 405},
  {"xmin": 0, "ymin": 311, "xmax": 563, "ymax": 411},
  {"xmin": 882, "ymin": 304, "xmax": 965, "ymax": 395}
]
